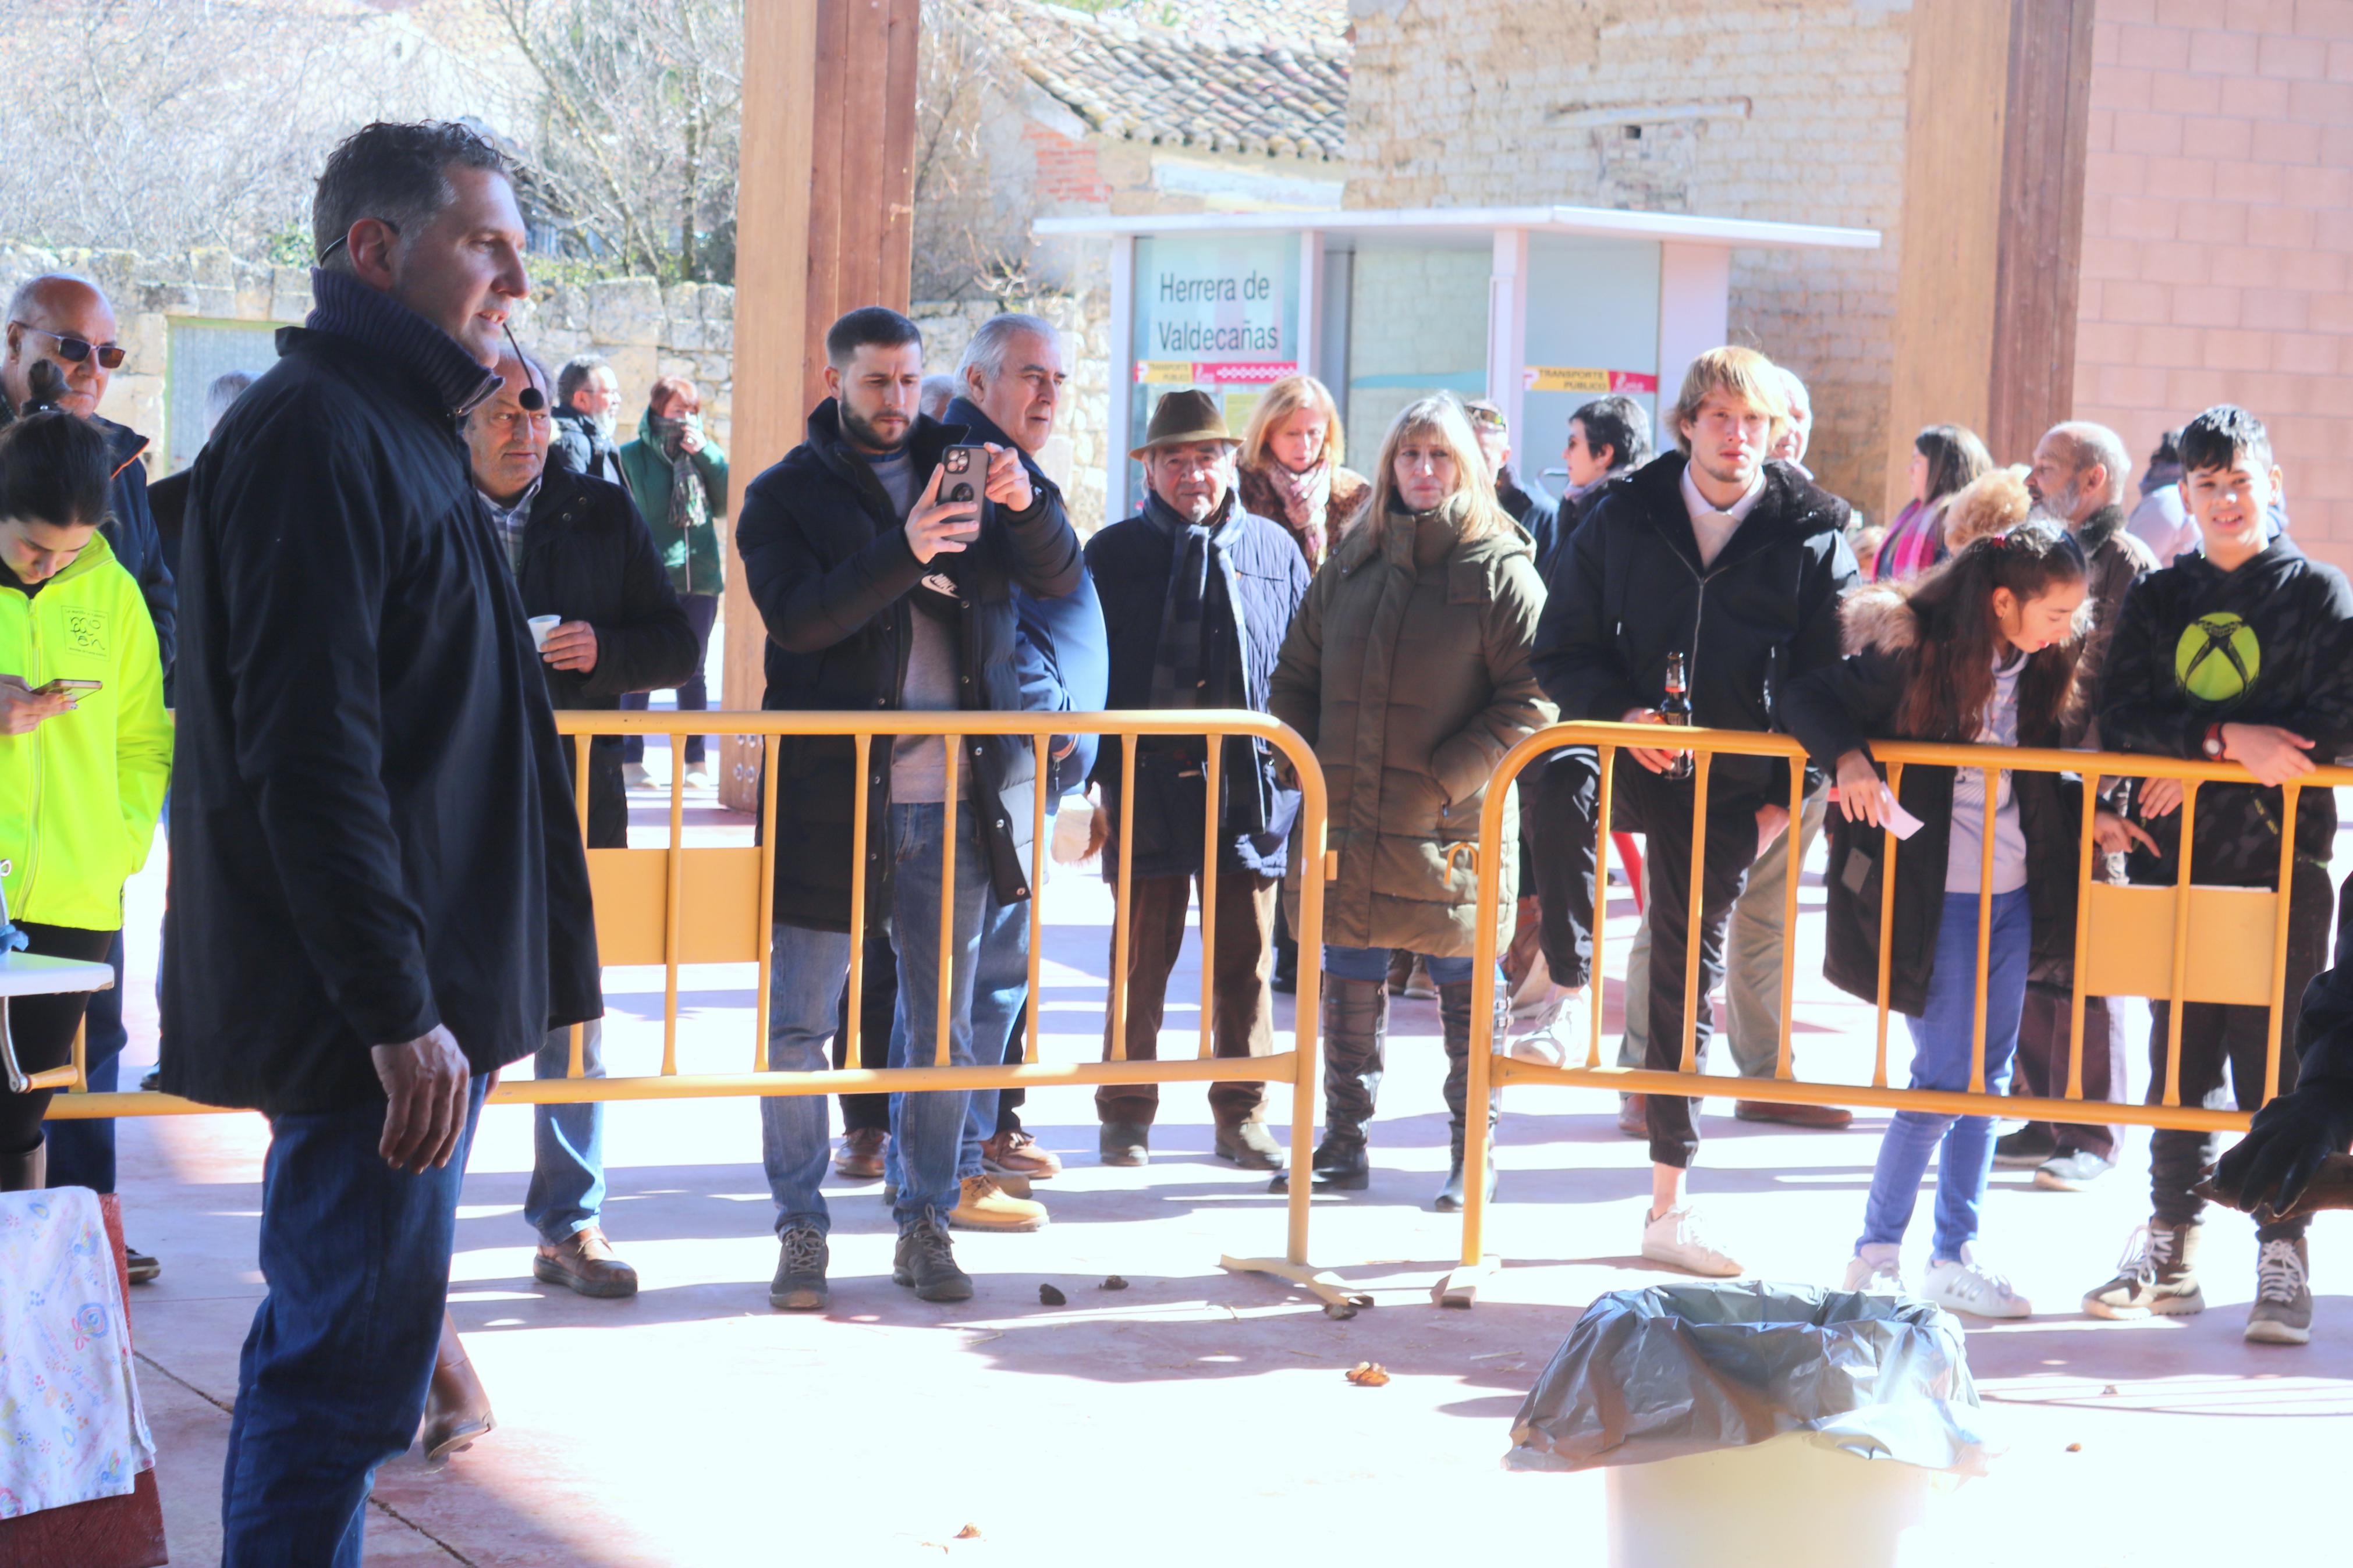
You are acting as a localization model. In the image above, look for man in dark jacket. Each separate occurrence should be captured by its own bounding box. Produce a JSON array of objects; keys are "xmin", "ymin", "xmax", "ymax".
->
[
  {"xmin": 1531, "ymin": 346, "xmax": 1857, "ymax": 1278},
  {"xmin": 2085, "ymin": 404, "xmax": 2351, "ymax": 1346},
  {"xmin": 1996, "ymin": 420, "xmax": 2163, "ymax": 1187},
  {"xmin": 160, "ymin": 123, "xmax": 601, "ymax": 1554},
  {"xmin": 1085, "ymin": 389, "xmax": 1308, "ymax": 1171},
  {"xmin": 736, "ymin": 305, "xmax": 1080, "ymax": 1310},
  {"xmin": 465, "ymin": 348, "xmax": 698, "ymax": 1300},
  {"xmin": 5, "ymin": 272, "xmax": 181, "ymax": 1277},
  {"xmin": 548, "ymin": 352, "xmax": 627, "ymax": 488}
]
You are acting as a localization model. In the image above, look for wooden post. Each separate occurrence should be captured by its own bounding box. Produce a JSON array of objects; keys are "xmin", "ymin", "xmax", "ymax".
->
[
  {"xmin": 1884, "ymin": 0, "xmax": 2096, "ymax": 517},
  {"xmin": 721, "ymin": 0, "xmax": 920, "ymax": 812}
]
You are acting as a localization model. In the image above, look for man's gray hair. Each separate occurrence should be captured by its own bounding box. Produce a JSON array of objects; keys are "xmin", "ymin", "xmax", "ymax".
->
[
  {"xmin": 555, "ymin": 353, "xmax": 611, "ymax": 410},
  {"xmin": 5, "ymin": 272, "xmax": 109, "ymax": 326},
  {"xmin": 957, "ymin": 313, "xmax": 1060, "ymax": 386},
  {"xmin": 2052, "ymin": 420, "xmax": 2131, "ymax": 507},
  {"xmin": 1774, "ymin": 364, "xmax": 1812, "ymax": 419},
  {"xmin": 919, "ymin": 373, "xmax": 956, "ymax": 422},
  {"xmin": 203, "ymin": 371, "xmax": 255, "ymax": 438}
]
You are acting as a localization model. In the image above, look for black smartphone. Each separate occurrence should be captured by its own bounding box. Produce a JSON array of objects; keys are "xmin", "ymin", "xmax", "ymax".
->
[{"xmin": 939, "ymin": 445, "xmax": 992, "ymax": 514}]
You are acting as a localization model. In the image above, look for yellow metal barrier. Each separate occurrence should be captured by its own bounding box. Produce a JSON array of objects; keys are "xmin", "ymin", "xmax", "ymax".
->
[
  {"xmin": 47, "ymin": 709, "xmax": 1369, "ymax": 1314},
  {"xmin": 1444, "ymin": 719, "xmax": 2347, "ymax": 1304}
]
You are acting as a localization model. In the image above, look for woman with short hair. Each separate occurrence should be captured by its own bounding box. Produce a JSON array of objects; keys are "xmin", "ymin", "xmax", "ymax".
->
[
  {"xmin": 1237, "ymin": 374, "xmax": 1369, "ymax": 571},
  {"xmin": 1270, "ymin": 394, "xmax": 1554, "ymax": 1209}
]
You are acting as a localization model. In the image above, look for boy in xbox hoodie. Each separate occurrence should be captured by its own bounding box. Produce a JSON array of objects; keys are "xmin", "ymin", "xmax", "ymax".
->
[{"xmin": 2085, "ymin": 404, "xmax": 2353, "ymax": 1343}]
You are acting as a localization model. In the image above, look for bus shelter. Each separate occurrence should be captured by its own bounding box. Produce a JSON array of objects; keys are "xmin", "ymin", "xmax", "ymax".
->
[{"xmin": 1032, "ymin": 205, "xmax": 1880, "ymax": 520}]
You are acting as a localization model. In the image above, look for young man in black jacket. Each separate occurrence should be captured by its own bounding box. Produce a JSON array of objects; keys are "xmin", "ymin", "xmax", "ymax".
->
[
  {"xmin": 1531, "ymin": 346, "xmax": 1858, "ymax": 1277},
  {"xmin": 464, "ymin": 349, "xmax": 698, "ymax": 1306},
  {"xmin": 736, "ymin": 306, "xmax": 1081, "ymax": 1310},
  {"xmin": 2085, "ymin": 404, "xmax": 2352, "ymax": 1345},
  {"xmin": 163, "ymin": 122, "xmax": 601, "ymax": 1556}
]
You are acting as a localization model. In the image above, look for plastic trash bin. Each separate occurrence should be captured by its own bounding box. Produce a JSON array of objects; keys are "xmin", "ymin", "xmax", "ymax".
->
[{"xmin": 1506, "ymin": 1281, "xmax": 1992, "ymax": 1568}]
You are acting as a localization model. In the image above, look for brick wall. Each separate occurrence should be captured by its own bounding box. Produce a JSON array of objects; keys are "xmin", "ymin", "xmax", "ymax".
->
[
  {"xmin": 2074, "ymin": 0, "xmax": 2353, "ymax": 571},
  {"xmin": 1344, "ymin": 0, "xmax": 1912, "ymax": 515}
]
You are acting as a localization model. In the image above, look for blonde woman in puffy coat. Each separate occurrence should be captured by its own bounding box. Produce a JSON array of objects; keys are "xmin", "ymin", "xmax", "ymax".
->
[{"xmin": 1270, "ymin": 394, "xmax": 1553, "ymax": 1209}]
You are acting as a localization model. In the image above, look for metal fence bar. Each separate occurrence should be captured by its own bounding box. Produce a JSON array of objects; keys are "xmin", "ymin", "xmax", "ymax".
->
[
  {"xmin": 662, "ymin": 752, "xmax": 684, "ymax": 1076},
  {"xmin": 755, "ymin": 734, "xmax": 780, "ymax": 1072},
  {"xmin": 572, "ymin": 733, "xmax": 592, "ymax": 1079},
  {"xmin": 1773, "ymin": 763, "xmax": 1805, "ymax": 1080},
  {"xmin": 1872, "ymin": 762, "xmax": 1903, "ymax": 1090},
  {"xmin": 844, "ymin": 732, "xmax": 873, "ymax": 1079},
  {"xmin": 935, "ymin": 772, "xmax": 960, "ymax": 1068},
  {"xmin": 2065, "ymin": 770, "xmax": 2100, "ymax": 1102},
  {"xmin": 1677, "ymin": 749, "xmax": 1713, "ymax": 1075},
  {"xmin": 1969, "ymin": 764, "xmax": 1996, "ymax": 1095},
  {"xmin": 2161, "ymin": 780, "xmax": 2199, "ymax": 1107},
  {"xmin": 1587, "ymin": 745, "xmax": 1615, "ymax": 1069},
  {"xmin": 1198, "ymin": 732, "xmax": 1221, "ymax": 1061},
  {"xmin": 1110, "ymin": 733, "xmax": 1138, "ymax": 1062},
  {"xmin": 2265, "ymin": 780, "xmax": 2302, "ymax": 1105}
]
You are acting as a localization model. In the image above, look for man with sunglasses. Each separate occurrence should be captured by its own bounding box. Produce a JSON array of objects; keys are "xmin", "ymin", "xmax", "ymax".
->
[{"xmin": 3, "ymin": 272, "xmax": 178, "ymax": 1281}]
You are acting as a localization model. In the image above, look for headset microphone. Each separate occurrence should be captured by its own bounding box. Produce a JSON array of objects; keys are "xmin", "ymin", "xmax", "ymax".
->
[{"xmin": 500, "ymin": 321, "xmax": 547, "ymax": 413}]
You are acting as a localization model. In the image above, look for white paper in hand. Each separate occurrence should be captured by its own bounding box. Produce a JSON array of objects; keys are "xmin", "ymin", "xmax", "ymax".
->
[{"xmin": 1878, "ymin": 785, "xmax": 1926, "ymax": 841}]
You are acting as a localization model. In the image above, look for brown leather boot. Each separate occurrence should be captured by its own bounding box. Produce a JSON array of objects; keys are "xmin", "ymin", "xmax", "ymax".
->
[
  {"xmin": 533, "ymin": 1225, "xmax": 640, "ymax": 1299},
  {"xmin": 421, "ymin": 1312, "xmax": 494, "ymax": 1463}
]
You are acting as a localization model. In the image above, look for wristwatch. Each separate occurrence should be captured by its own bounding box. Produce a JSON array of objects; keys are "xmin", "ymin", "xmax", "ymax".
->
[{"xmin": 2202, "ymin": 723, "xmax": 2227, "ymax": 759}]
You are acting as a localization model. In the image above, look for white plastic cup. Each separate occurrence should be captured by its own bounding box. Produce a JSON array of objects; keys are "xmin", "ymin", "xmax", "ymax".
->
[{"xmin": 528, "ymin": 615, "xmax": 562, "ymax": 651}]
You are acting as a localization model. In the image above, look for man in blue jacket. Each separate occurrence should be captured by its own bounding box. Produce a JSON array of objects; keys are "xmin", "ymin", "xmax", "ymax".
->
[
  {"xmin": 3, "ymin": 272, "xmax": 178, "ymax": 1281},
  {"xmin": 945, "ymin": 314, "xmax": 1107, "ymax": 1203}
]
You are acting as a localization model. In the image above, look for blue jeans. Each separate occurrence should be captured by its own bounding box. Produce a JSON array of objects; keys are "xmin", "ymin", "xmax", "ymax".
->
[
  {"xmin": 1858, "ymin": 891, "xmax": 2029, "ymax": 1260},
  {"xmin": 525, "ymin": 1018, "xmax": 604, "ymax": 1242},
  {"xmin": 221, "ymin": 1075, "xmax": 489, "ymax": 1566},
  {"xmin": 1323, "ymin": 944, "xmax": 1479, "ymax": 988},
  {"xmin": 44, "ymin": 928, "xmax": 127, "ymax": 1191},
  {"xmin": 961, "ymin": 888, "xmax": 1031, "ymax": 1176},
  {"xmin": 762, "ymin": 803, "xmax": 988, "ymax": 1234}
]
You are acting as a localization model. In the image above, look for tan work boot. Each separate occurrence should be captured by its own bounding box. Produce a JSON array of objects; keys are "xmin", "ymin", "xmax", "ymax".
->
[
  {"xmin": 2084, "ymin": 1220, "xmax": 2203, "ymax": 1318},
  {"xmin": 949, "ymin": 1174, "xmax": 1048, "ymax": 1232}
]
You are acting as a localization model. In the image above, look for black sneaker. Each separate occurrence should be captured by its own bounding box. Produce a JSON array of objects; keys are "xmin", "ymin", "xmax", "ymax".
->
[
  {"xmin": 1993, "ymin": 1127, "xmax": 2056, "ymax": 1169},
  {"xmin": 892, "ymin": 1210, "xmax": 973, "ymax": 1302},
  {"xmin": 769, "ymin": 1225, "xmax": 829, "ymax": 1311}
]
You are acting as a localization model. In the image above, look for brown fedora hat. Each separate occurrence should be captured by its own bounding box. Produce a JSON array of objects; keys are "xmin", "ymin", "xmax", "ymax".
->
[{"xmin": 1129, "ymin": 388, "xmax": 1238, "ymax": 461}]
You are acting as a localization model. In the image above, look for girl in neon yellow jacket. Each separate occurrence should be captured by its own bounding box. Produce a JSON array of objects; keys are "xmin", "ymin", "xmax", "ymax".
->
[{"xmin": 0, "ymin": 408, "xmax": 171, "ymax": 1189}]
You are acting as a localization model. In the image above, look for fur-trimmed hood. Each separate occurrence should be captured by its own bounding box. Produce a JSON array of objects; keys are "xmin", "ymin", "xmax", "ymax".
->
[
  {"xmin": 1942, "ymin": 465, "xmax": 2032, "ymax": 554},
  {"xmin": 1838, "ymin": 580, "xmax": 1921, "ymax": 657}
]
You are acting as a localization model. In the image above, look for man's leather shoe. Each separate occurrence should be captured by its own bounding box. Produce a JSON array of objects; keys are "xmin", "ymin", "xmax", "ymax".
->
[
  {"xmin": 1734, "ymin": 1099, "xmax": 1854, "ymax": 1130},
  {"xmin": 1099, "ymin": 1121, "xmax": 1149, "ymax": 1167},
  {"xmin": 125, "ymin": 1247, "xmax": 159, "ymax": 1285},
  {"xmin": 1617, "ymin": 1094, "xmax": 1648, "ymax": 1139},
  {"xmin": 981, "ymin": 1129, "xmax": 1062, "ymax": 1180},
  {"xmin": 835, "ymin": 1127, "xmax": 888, "ymax": 1179},
  {"xmin": 534, "ymin": 1225, "xmax": 640, "ymax": 1298},
  {"xmin": 1215, "ymin": 1120, "xmax": 1287, "ymax": 1171},
  {"xmin": 422, "ymin": 1314, "xmax": 494, "ymax": 1463}
]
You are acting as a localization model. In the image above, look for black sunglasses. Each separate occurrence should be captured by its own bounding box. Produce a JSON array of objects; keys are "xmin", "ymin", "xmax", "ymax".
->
[{"xmin": 13, "ymin": 324, "xmax": 126, "ymax": 371}]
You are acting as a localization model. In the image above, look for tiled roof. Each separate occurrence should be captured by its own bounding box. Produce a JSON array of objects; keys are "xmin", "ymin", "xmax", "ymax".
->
[
  {"xmin": 963, "ymin": 0, "xmax": 1349, "ymax": 162},
  {"xmin": 1089, "ymin": 0, "xmax": 1348, "ymax": 43}
]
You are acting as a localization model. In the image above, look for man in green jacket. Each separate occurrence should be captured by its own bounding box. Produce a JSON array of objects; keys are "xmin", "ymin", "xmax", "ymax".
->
[{"xmin": 617, "ymin": 375, "xmax": 728, "ymax": 788}]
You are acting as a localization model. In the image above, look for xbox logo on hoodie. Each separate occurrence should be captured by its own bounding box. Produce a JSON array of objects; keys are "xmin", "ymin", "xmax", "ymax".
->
[{"xmin": 2175, "ymin": 611, "xmax": 2260, "ymax": 706}]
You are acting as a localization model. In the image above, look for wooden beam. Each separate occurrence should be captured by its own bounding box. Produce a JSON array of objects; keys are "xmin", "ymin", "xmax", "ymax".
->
[
  {"xmin": 722, "ymin": 0, "xmax": 919, "ymax": 810},
  {"xmin": 1988, "ymin": 0, "xmax": 2098, "ymax": 468},
  {"xmin": 1884, "ymin": 0, "xmax": 2097, "ymax": 521}
]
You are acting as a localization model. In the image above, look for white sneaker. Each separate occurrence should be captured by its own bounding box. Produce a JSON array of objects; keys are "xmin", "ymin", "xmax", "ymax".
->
[
  {"xmin": 1842, "ymin": 1247, "xmax": 1906, "ymax": 1295},
  {"xmin": 1641, "ymin": 1206, "xmax": 1744, "ymax": 1277},
  {"xmin": 1923, "ymin": 1247, "xmax": 2032, "ymax": 1318},
  {"xmin": 684, "ymin": 765, "xmax": 713, "ymax": 790},
  {"xmin": 622, "ymin": 763, "xmax": 652, "ymax": 790},
  {"xmin": 1507, "ymin": 988, "xmax": 1587, "ymax": 1068}
]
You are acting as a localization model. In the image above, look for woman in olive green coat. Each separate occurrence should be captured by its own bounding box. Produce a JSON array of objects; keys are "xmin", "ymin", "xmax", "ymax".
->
[
  {"xmin": 1270, "ymin": 393, "xmax": 1555, "ymax": 1209},
  {"xmin": 617, "ymin": 374, "xmax": 730, "ymax": 785}
]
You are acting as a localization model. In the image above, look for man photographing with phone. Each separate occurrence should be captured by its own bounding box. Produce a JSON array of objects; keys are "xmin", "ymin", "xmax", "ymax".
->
[{"xmin": 735, "ymin": 305, "xmax": 1078, "ymax": 1310}]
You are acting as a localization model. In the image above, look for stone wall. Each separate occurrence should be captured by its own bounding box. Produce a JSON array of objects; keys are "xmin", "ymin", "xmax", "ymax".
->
[
  {"xmin": 0, "ymin": 241, "xmax": 1113, "ymax": 531},
  {"xmin": 2072, "ymin": 0, "xmax": 2353, "ymax": 572},
  {"xmin": 1343, "ymin": 0, "xmax": 1914, "ymax": 516}
]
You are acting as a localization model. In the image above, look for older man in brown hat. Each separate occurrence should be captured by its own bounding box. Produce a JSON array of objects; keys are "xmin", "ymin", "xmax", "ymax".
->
[{"xmin": 1083, "ymin": 390, "xmax": 1311, "ymax": 1168}]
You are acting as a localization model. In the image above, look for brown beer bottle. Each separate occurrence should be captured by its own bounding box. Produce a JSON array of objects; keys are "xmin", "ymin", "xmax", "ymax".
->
[{"xmin": 1660, "ymin": 651, "xmax": 1694, "ymax": 781}]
